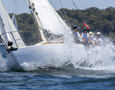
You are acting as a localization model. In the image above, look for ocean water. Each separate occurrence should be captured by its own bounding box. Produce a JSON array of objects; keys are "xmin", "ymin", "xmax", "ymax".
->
[
  {"xmin": 0, "ymin": 70, "xmax": 115, "ymax": 90},
  {"xmin": 0, "ymin": 39, "xmax": 115, "ymax": 90},
  {"xmin": 0, "ymin": 69, "xmax": 115, "ymax": 90}
]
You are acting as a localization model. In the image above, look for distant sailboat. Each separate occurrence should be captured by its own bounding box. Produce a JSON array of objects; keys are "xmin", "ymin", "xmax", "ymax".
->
[
  {"xmin": 0, "ymin": 0, "xmax": 70, "ymax": 70},
  {"xmin": 11, "ymin": 14, "xmax": 19, "ymax": 30}
]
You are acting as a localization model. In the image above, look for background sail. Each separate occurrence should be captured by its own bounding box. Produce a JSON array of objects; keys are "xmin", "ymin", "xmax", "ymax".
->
[
  {"xmin": 11, "ymin": 14, "xmax": 19, "ymax": 30},
  {"xmin": 31, "ymin": 0, "xmax": 69, "ymax": 35},
  {"xmin": 0, "ymin": 0, "xmax": 25, "ymax": 48}
]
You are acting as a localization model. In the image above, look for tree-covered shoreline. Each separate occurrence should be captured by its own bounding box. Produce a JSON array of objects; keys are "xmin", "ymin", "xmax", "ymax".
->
[{"xmin": 58, "ymin": 7, "xmax": 115, "ymax": 35}]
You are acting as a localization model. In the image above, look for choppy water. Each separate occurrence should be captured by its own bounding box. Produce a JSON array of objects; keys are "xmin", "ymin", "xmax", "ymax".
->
[
  {"xmin": 0, "ymin": 38, "xmax": 115, "ymax": 90},
  {"xmin": 0, "ymin": 70, "xmax": 115, "ymax": 90}
]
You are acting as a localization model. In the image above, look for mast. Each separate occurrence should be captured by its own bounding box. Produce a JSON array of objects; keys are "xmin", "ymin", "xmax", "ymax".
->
[
  {"xmin": 27, "ymin": 0, "xmax": 47, "ymax": 43},
  {"xmin": 27, "ymin": 0, "xmax": 70, "ymax": 43}
]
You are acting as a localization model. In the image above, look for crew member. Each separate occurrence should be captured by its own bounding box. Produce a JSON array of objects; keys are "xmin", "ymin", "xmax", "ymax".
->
[
  {"xmin": 95, "ymin": 32, "xmax": 103, "ymax": 46},
  {"xmin": 72, "ymin": 25, "xmax": 81, "ymax": 43},
  {"xmin": 82, "ymin": 28, "xmax": 90, "ymax": 45},
  {"xmin": 82, "ymin": 22, "xmax": 90, "ymax": 46},
  {"xmin": 88, "ymin": 31, "xmax": 96, "ymax": 47}
]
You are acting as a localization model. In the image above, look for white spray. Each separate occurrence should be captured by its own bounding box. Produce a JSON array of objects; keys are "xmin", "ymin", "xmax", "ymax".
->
[
  {"xmin": 20, "ymin": 26, "xmax": 115, "ymax": 71},
  {"xmin": 0, "ymin": 54, "xmax": 8, "ymax": 71}
]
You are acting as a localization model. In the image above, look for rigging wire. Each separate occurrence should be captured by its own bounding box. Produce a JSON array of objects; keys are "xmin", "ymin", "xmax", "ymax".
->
[
  {"xmin": 71, "ymin": 0, "xmax": 78, "ymax": 9},
  {"xmin": 56, "ymin": 0, "xmax": 78, "ymax": 25},
  {"xmin": 50, "ymin": 0, "xmax": 71, "ymax": 26},
  {"xmin": 49, "ymin": 0, "xmax": 67, "ymax": 24},
  {"xmin": 57, "ymin": 0, "xmax": 71, "ymax": 26}
]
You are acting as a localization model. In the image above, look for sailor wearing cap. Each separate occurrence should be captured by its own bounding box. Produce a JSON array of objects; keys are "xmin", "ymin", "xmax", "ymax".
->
[
  {"xmin": 72, "ymin": 25, "xmax": 81, "ymax": 43},
  {"xmin": 81, "ymin": 27, "xmax": 90, "ymax": 45},
  {"xmin": 95, "ymin": 32, "xmax": 103, "ymax": 46},
  {"xmin": 88, "ymin": 31, "xmax": 96, "ymax": 46}
]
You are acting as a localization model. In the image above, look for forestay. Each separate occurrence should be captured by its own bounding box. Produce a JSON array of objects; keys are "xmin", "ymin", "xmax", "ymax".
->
[
  {"xmin": 0, "ymin": 0, "xmax": 25, "ymax": 48},
  {"xmin": 30, "ymin": 0, "xmax": 69, "ymax": 36}
]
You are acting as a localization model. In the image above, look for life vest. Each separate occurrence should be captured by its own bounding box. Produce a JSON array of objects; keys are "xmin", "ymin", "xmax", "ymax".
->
[
  {"xmin": 72, "ymin": 31, "xmax": 80, "ymax": 43},
  {"xmin": 82, "ymin": 33, "xmax": 88, "ymax": 41},
  {"xmin": 72, "ymin": 31, "xmax": 80, "ymax": 38}
]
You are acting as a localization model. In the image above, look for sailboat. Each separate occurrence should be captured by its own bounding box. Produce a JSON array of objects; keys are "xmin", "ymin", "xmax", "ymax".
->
[{"xmin": 0, "ymin": 0, "xmax": 71, "ymax": 70}]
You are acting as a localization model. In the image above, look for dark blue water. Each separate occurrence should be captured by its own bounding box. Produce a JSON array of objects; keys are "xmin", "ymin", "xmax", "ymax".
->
[
  {"xmin": 0, "ymin": 45, "xmax": 115, "ymax": 90},
  {"xmin": 0, "ymin": 71, "xmax": 115, "ymax": 90}
]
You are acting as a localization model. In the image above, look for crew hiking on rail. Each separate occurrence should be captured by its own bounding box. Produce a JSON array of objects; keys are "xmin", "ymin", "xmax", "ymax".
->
[{"xmin": 72, "ymin": 22, "xmax": 103, "ymax": 47}]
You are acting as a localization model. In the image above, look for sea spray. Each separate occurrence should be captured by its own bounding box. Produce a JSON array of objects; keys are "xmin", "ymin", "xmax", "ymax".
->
[
  {"xmin": 0, "ymin": 45, "xmax": 8, "ymax": 71},
  {"xmin": 0, "ymin": 54, "xmax": 7, "ymax": 71},
  {"xmin": 19, "ymin": 24, "xmax": 115, "ymax": 71},
  {"xmin": 20, "ymin": 40, "xmax": 115, "ymax": 71}
]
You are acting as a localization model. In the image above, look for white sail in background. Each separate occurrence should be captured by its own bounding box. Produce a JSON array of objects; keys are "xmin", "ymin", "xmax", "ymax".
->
[
  {"xmin": 30, "ymin": 0, "xmax": 69, "ymax": 35},
  {"xmin": 12, "ymin": 14, "xmax": 19, "ymax": 30},
  {"xmin": 0, "ymin": 0, "xmax": 25, "ymax": 48}
]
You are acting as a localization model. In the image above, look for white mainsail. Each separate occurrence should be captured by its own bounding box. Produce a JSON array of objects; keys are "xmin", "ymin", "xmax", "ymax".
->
[
  {"xmin": 29, "ymin": 0, "xmax": 69, "ymax": 36},
  {"xmin": 0, "ymin": 0, "xmax": 25, "ymax": 48}
]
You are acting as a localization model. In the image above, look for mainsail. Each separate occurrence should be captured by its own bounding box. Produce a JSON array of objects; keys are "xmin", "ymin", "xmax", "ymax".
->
[
  {"xmin": 28, "ymin": 0, "xmax": 69, "ymax": 42},
  {"xmin": 0, "ymin": 0, "xmax": 25, "ymax": 49}
]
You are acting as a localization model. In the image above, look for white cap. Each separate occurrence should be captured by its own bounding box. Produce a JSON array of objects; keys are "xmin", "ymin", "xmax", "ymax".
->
[
  {"xmin": 89, "ymin": 31, "xmax": 93, "ymax": 35},
  {"xmin": 96, "ymin": 32, "xmax": 101, "ymax": 35}
]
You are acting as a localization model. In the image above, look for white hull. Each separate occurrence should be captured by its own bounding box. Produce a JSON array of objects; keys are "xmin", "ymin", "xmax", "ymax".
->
[{"xmin": 7, "ymin": 43, "xmax": 65, "ymax": 71}]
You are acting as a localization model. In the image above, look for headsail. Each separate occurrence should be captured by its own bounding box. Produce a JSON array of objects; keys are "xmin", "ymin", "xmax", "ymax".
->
[
  {"xmin": 0, "ymin": 0, "xmax": 25, "ymax": 49},
  {"xmin": 28, "ymin": 0, "xmax": 69, "ymax": 42}
]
